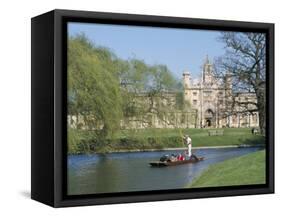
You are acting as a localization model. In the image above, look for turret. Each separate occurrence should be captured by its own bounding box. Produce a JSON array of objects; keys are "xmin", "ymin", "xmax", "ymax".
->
[
  {"xmin": 202, "ymin": 55, "xmax": 213, "ymax": 84},
  {"xmin": 183, "ymin": 71, "xmax": 191, "ymax": 101},
  {"xmin": 224, "ymin": 72, "xmax": 233, "ymax": 110},
  {"xmin": 225, "ymin": 72, "xmax": 233, "ymax": 90},
  {"xmin": 183, "ymin": 71, "xmax": 191, "ymax": 89}
]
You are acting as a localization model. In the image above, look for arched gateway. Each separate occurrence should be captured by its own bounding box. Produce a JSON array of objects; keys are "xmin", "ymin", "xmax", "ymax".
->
[{"xmin": 204, "ymin": 109, "xmax": 214, "ymax": 127}]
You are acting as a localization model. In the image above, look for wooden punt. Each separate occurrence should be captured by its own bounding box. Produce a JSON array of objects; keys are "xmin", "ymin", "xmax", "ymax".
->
[{"xmin": 149, "ymin": 157, "xmax": 204, "ymax": 167}]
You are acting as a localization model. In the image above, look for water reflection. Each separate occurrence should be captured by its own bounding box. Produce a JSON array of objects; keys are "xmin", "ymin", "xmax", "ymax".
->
[{"xmin": 68, "ymin": 147, "xmax": 263, "ymax": 195}]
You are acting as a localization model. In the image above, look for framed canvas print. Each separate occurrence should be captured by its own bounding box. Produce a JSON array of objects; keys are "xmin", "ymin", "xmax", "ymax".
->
[{"xmin": 31, "ymin": 9, "xmax": 274, "ymax": 207}]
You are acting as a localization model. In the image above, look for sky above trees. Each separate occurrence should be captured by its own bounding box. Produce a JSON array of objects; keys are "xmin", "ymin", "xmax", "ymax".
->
[{"xmin": 68, "ymin": 22, "xmax": 225, "ymax": 79}]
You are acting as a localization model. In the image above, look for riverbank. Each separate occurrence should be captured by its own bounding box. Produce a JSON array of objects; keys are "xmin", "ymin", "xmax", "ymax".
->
[
  {"xmin": 188, "ymin": 150, "xmax": 266, "ymax": 188},
  {"xmin": 68, "ymin": 128, "xmax": 265, "ymax": 154},
  {"xmin": 88, "ymin": 144, "xmax": 264, "ymax": 154}
]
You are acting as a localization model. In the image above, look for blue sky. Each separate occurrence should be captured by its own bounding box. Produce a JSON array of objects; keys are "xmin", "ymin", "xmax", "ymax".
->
[{"xmin": 68, "ymin": 22, "xmax": 226, "ymax": 79}]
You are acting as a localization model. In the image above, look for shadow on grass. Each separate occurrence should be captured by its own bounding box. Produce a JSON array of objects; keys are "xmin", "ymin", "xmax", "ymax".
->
[{"xmin": 238, "ymin": 136, "xmax": 265, "ymax": 145}]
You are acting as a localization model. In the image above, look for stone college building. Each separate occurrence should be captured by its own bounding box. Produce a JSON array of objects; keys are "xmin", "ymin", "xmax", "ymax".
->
[{"xmin": 183, "ymin": 56, "xmax": 259, "ymax": 128}]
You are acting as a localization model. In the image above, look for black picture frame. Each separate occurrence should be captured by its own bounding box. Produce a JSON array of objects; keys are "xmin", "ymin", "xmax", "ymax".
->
[{"xmin": 31, "ymin": 9, "xmax": 274, "ymax": 207}]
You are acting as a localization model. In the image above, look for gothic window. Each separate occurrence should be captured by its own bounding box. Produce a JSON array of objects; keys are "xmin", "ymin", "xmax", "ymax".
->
[
  {"xmin": 253, "ymin": 114, "xmax": 257, "ymax": 122},
  {"xmin": 232, "ymin": 115, "xmax": 237, "ymax": 123},
  {"xmin": 193, "ymin": 92, "xmax": 197, "ymax": 96},
  {"xmin": 180, "ymin": 114, "xmax": 185, "ymax": 124},
  {"xmin": 206, "ymin": 109, "xmax": 213, "ymax": 115},
  {"xmin": 193, "ymin": 100, "xmax": 197, "ymax": 105},
  {"xmin": 203, "ymin": 91, "xmax": 212, "ymax": 97}
]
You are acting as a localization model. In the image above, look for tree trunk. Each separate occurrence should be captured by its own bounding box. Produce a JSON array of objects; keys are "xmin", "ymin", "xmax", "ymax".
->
[{"xmin": 256, "ymin": 90, "xmax": 266, "ymax": 135}]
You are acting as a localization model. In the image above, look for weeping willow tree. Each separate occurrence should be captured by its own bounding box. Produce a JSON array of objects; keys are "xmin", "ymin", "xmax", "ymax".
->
[
  {"xmin": 67, "ymin": 34, "xmax": 123, "ymax": 152},
  {"xmin": 67, "ymin": 34, "xmax": 187, "ymax": 153}
]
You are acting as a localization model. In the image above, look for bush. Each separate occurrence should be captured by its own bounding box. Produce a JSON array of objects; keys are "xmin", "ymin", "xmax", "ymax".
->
[
  {"xmin": 67, "ymin": 128, "xmax": 265, "ymax": 154},
  {"xmin": 67, "ymin": 129, "xmax": 185, "ymax": 154}
]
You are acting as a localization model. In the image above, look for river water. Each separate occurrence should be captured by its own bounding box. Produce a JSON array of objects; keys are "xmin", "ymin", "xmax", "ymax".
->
[{"xmin": 68, "ymin": 147, "xmax": 262, "ymax": 195}]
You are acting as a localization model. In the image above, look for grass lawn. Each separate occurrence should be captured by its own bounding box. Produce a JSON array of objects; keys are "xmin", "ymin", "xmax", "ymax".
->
[
  {"xmin": 188, "ymin": 150, "xmax": 266, "ymax": 188},
  {"xmin": 69, "ymin": 128, "xmax": 265, "ymax": 154},
  {"xmin": 115, "ymin": 128, "xmax": 265, "ymax": 147}
]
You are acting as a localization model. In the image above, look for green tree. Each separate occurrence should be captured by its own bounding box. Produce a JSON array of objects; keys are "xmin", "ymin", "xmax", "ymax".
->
[
  {"xmin": 120, "ymin": 61, "xmax": 181, "ymax": 127},
  {"xmin": 68, "ymin": 34, "xmax": 123, "ymax": 150},
  {"xmin": 67, "ymin": 34, "xmax": 189, "ymax": 153}
]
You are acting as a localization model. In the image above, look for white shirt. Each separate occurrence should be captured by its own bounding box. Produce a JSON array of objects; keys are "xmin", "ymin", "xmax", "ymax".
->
[
  {"xmin": 186, "ymin": 137, "xmax": 192, "ymax": 157},
  {"xmin": 186, "ymin": 137, "xmax": 192, "ymax": 145}
]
